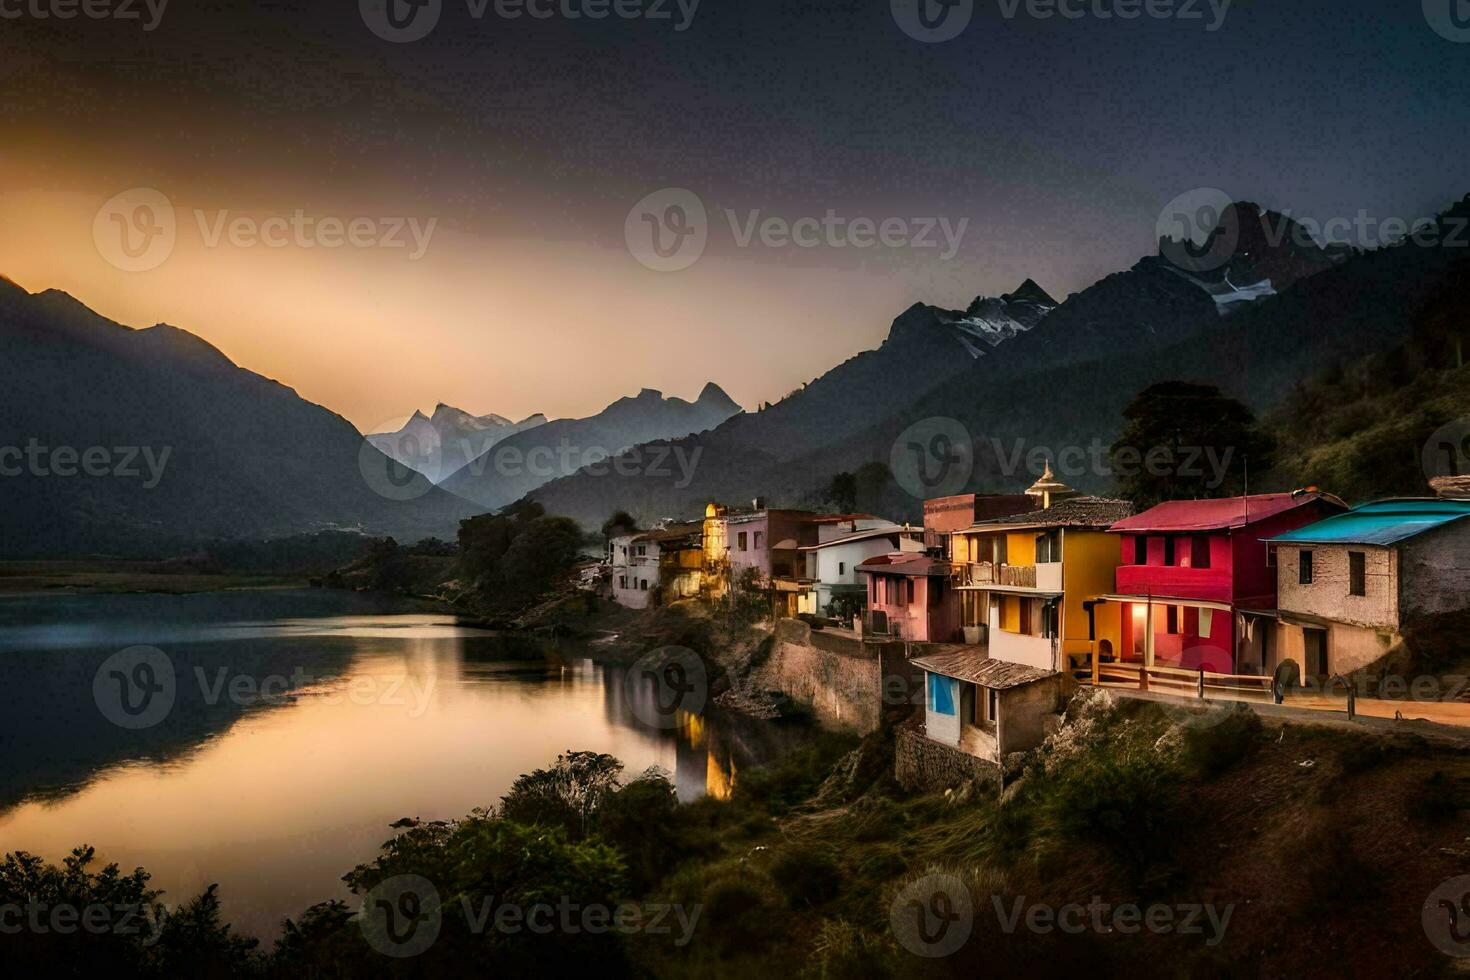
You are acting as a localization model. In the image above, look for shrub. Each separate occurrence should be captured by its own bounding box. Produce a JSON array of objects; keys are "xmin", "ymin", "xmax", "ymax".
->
[
  {"xmin": 1179, "ymin": 704, "xmax": 1263, "ymax": 776},
  {"xmin": 1407, "ymin": 769, "xmax": 1462, "ymax": 823},
  {"xmin": 769, "ymin": 848, "xmax": 843, "ymax": 908},
  {"xmin": 700, "ymin": 875, "xmax": 776, "ymax": 953}
]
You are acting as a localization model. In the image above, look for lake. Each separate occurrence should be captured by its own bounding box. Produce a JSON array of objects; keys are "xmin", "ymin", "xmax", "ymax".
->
[{"xmin": 0, "ymin": 589, "xmax": 798, "ymax": 941}]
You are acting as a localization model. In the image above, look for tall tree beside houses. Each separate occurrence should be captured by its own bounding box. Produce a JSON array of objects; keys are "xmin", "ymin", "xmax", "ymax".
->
[{"xmin": 1109, "ymin": 381, "xmax": 1276, "ymax": 508}]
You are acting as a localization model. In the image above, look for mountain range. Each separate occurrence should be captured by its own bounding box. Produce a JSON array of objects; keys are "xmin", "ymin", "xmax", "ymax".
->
[
  {"xmin": 526, "ymin": 197, "xmax": 1470, "ymax": 527},
  {"xmin": 5, "ymin": 194, "xmax": 1464, "ymax": 555}
]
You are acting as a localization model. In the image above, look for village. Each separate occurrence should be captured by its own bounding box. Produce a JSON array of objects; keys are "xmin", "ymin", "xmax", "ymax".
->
[{"xmin": 597, "ymin": 469, "xmax": 1470, "ymax": 786}]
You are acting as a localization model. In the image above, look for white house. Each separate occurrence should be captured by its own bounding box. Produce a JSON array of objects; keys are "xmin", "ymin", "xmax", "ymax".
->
[
  {"xmin": 608, "ymin": 531, "xmax": 659, "ymax": 609},
  {"xmin": 796, "ymin": 519, "xmax": 923, "ymax": 617}
]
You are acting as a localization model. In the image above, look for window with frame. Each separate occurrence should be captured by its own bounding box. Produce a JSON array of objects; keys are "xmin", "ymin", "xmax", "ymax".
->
[
  {"xmin": 1163, "ymin": 536, "xmax": 1176, "ymax": 566},
  {"xmin": 737, "ymin": 532, "xmax": 748, "ymax": 551},
  {"xmin": 1134, "ymin": 536, "xmax": 1147, "ymax": 565},
  {"xmin": 928, "ymin": 674, "xmax": 956, "ymax": 716},
  {"xmin": 754, "ymin": 531, "xmax": 764, "ymax": 550},
  {"xmin": 906, "ymin": 579, "xmax": 916, "ymax": 605},
  {"xmin": 838, "ymin": 561, "xmax": 845, "ymax": 575},
  {"xmin": 1349, "ymin": 551, "xmax": 1366, "ymax": 596},
  {"xmin": 1299, "ymin": 549, "xmax": 1314, "ymax": 585},
  {"xmin": 640, "ymin": 579, "xmax": 648, "ymax": 591},
  {"xmin": 1191, "ymin": 535, "xmax": 1211, "ymax": 568}
]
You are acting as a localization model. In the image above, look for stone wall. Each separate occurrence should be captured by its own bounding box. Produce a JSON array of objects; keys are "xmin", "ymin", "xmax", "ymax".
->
[
  {"xmin": 751, "ymin": 619, "xmax": 919, "ymax": 733},
  {"xmin": 895, "ymin": 724, "xmax": 999, "ymax": 792}
]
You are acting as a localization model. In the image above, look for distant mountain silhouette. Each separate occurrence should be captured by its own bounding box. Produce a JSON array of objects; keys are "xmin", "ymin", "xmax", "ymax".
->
[
  {"xmin": 0, "ymin": 279, "xmax": 480, "ymax": 556},
  {"xmin": 437, "ymin": 383, "xmax": 742, "ymax": 511},
  {"xmin": 368, "ymin": 404, "xmax": 547, "ymax": 484}
]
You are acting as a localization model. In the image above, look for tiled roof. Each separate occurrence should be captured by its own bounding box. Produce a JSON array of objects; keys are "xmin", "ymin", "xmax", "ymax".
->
[
  {"xmin": 1269, "ymin": 499, "xmax": 1470, "ymax": 547},
  {"xmin": 911, "ymin": 649, "xmax": 1057, "ymax": 689},
  {"xmin": 856, "ymin": 553, "xmax": 950, "ymax": 577},
  {"xmin": 970, "ymin": 496, "xmax": 1135, "ymax": 531},
  {"xmin": 1109, "ymin": 491, "xmax": 1344, "ymax": 533}
]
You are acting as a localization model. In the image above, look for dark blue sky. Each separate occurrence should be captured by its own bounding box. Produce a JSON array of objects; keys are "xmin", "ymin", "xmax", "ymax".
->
[{"xmin": 2, "ymin": 0, "xmax": 1466, "ymax": 423}]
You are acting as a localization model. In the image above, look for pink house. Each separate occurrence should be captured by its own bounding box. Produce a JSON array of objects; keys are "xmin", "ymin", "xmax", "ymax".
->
[
  {"xmin": 857, "ymin": 553, "xmax": 961, "ymax": 643},
  {"xmin": 1101, "ymin": 491, "xmax": 1346, "ymax": 673},
  {"xmin": 725, "ymin": 508, "xmax": 817, "ymax": 585}
]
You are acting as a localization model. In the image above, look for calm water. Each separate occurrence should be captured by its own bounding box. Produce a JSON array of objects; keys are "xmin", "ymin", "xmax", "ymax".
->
[{"xmin": 0, "ymin": 589, "xmax": 796, "ymax": 940}]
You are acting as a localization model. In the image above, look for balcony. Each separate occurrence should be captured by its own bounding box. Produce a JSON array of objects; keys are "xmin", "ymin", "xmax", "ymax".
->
[
  {"xmin": 1114, "ymin": 564, "xmax": 1230, "ymax": 603},
  {"xmin": 953, "ymin": 562, "xmax": 1037, "ymax": 588}
]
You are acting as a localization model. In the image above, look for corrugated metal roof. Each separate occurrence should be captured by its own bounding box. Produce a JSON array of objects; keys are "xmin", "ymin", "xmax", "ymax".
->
[
  {"xmin": 1268, "ymin": 499, "xmax": 1470, "ymax": 546},
  {"xmin": 1109, "ymin": 492, "xmax": 1343, "ymax": 533},
  {"xmin": 911, "ymin": 649, "xmax": 1057, "ymax": 689}
]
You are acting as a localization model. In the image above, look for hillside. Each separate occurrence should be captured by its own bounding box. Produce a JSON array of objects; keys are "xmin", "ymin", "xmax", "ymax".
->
[
  {"xmin": 0, "ymin": 278, "xmax": 481, "ymax": 556},
  {"xmin": 526, "ymin": 200, "xmax": 1435, "ymax": 527}
]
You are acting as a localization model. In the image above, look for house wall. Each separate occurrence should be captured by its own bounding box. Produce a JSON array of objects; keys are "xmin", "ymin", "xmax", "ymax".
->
[
  {"xmin": 895, "ymin": 725, "xmax": 1000, "ymax": 791},
  {"xmin": 866, "ymin": 573, "xmax": 961, "ymax": 643},
  {"xmin": 1278, "ymin": 543, "xmax": 1398, "ymax": 629},
  {"xmin": 998, "ymin": 676, "xmax": 1064, "ymax": 756},
  {"xmin": 1231, "ymin": 503, "xmax": 1342, "ymax": 607},
  {"xmin": 609, "ymin": 534, "xmax": 660, "ymax": 609},
  {"xmin": 1402, "ymin": 520, "xmax": 1470, "ymax": 620},
  {"xmin": 1273, "ymin": 621, "xmax": 1397, "ymax": 678},
  {"xmin": 1116, "ymin": 531, "xmax": 1233, "ymax": 602},
  {"xmin": 1118, "ymin": 600, "xmax": 1233, "ymax": 672},
  {"xmin": 924, "ymin": 672, "xmax": 963, "ymax": 746},
  {"xmin": 759, "ymin": 619, "xmax": 913, "ymax": 732},
  {"xmin": 988, "ymin": 622, "xmax": 1055, "ymax": 670},
  {"xmin": 1059, "ymin": 529, "xmax": 1120, "ymax": 666},
  {"xmin": 810, "ymin": 536, "xmax": 920, "ymax": 612}
]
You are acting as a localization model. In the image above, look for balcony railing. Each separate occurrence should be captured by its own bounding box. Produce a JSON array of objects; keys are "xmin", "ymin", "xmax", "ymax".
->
[{"xmin": 952, "ymin": 562, "xmax": 1037, "ymax": 588}]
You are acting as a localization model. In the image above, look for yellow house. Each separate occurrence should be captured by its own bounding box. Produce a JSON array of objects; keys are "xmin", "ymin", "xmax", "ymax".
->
[{"xmin": 951, "ymin": 495, "xmax": 1134, "ymax": 673}]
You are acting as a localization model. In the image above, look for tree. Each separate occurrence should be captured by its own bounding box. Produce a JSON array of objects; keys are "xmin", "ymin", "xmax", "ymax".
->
[
  {"xmin": 1110, "ymin": 381, "xmax": 1275, "ymax": 508},
  {"xmin": 600, "ymin": 510, "xmax": 639, "ymax": 541},
  {"xmin": 499, "ymin": 516, "xmax": 584, "ymax": 598},
  {"xmin": 820, "ymin": 472, "xmax": 858, "ymax": 513}
]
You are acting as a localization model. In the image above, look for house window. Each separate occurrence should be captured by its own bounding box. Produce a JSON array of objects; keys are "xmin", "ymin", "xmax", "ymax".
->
[
  {"xmin": 838, "ymin": 561, "xmax": 845, "ymax": 575},
  {"xmin": 640, "ymin": 579, "xmax": 649, "ymax": 591},
  {"xmin": 993, "ymin": 536, "xmax": 1008, "ymax": 566},
  {"xmin": 619, "ymin": 576, "xmax": 627, "ymax": 588},
  {"xmin": 1163, "ymin": 536, "xmax": 1176, "ymax": 566},
  {"xmin": 1266, "ymin": 547, "xmax": 1277, "ymax": 567},
  {"xmin": 1349, "ymin": 551, "xmax": 1366, "ymax": 596},
  {"xmin": 928, "ymin": 674, "xmax": 956, "ymax": 716},
  {"xmin": 1166, "ymin": 605, "xmax": 1179, "ymax": 635},
  {"xmin": 1299, "ymin": 550, "xmax": 1314, "ymax": 585},
  {"xmin": 635, "ymin": 545, "xmax": 646, "ymax": 557},
  {"xmin": 1191, "ymin": 535, "xmax": 1211, "ymax": 569},
  {"xmin": 906, "ymin": 579, "xmax": 916, "ymax": 605},
  {"xmin": 737, "ymin": 532, "xmax": 748, "ymax": 551},
  {"xmin": 1134, "ymin": 536, "xmax": 1147, "ymax": 565},
  {"xmin": 1036, "ymin": 528, "xmax": 1062, "ymax": 563},
  {"xmin": 988, "ymin": 688, "xmax": 998, "ymax": 725},
  {"xmin": 754, "ymin": 531, "xmax": 765, "ymax": 550}
]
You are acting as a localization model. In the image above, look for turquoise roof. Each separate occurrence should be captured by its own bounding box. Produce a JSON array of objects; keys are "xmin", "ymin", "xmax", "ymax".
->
[{"xmin": 1269, "ymin": 499, "xmax": 1470, "ymax": 547}]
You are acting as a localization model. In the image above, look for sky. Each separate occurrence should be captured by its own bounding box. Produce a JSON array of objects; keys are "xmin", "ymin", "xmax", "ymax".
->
[{"xmin": 1, "ymin": 0, "xmax": 1467, "ymax": 431}]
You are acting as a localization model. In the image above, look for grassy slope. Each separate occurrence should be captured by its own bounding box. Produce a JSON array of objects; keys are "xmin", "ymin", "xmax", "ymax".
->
[{"xmin": 628, "ymin": 694, "xmax": 1470, "ymax": 979}]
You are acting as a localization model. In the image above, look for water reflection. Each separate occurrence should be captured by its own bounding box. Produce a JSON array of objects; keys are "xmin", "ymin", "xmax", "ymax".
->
[{"xmin": 0, "ymin": 590, "xmax": 805, "ymax": 939}]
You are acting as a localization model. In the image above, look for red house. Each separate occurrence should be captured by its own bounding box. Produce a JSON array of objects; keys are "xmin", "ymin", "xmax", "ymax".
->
[
  {"xmin": 857, "ymin": 553, "xmax": 961, "ymax": 643},
  {"xmin": 1099, "ymin": 491, "xmax": 1346, "ymax": 674}
]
